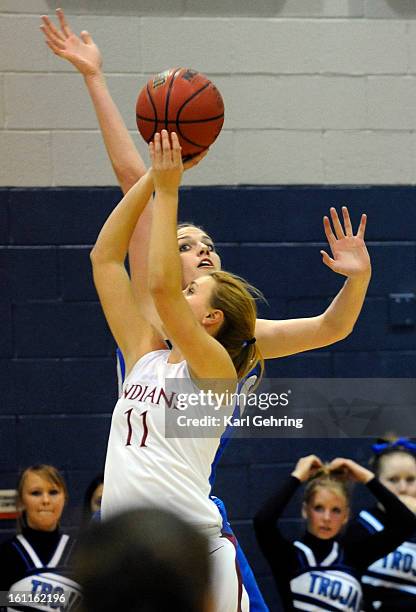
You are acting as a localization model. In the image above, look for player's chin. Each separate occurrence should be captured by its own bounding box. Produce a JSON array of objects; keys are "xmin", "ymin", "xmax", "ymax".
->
[{"xmin": 196, "ymin": 268, "xmax": 219, "ymax": 281}]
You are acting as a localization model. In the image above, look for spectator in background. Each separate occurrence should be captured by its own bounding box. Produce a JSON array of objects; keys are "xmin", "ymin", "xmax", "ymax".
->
[
  {"xmin": 0, "ymin": 464, "xmax": 81, "ymax": 612},
  {"xmin": 82, "ymin": 474, "xmax": 104, "ymax": 525},
  {"xmin": 74, "ymin": 507, "xmax": 212, "ymax": 612},
  {"xmin": 346, "ymin": 438, "xmax": 416, "ymax": 611},
  {"xmin": 254, "ymin": 455, "xmax": 416, "ymax": 612}
]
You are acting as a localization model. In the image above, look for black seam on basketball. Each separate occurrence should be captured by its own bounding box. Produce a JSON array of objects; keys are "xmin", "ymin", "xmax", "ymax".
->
[
  {"xmin": 165, "ymin": 68, "xmax": 181, "ymax": 130},
  {"xmin": 176, "ymin": 82, "xmax": 210, "ymax": 122},
  {"xmin": 175, "ymin": 82, "xmax": 222, "ymax": 147},
  {"xmin": 145, "ymin": 84, "xmax": 158, "ymax": 142},
  {"xmin": 136, "ymin": 114, "xmax": 224, "ymax": 124},
  {"xmin": 175, "ymin": 126, "xmax": 214, "ymax": 149}
]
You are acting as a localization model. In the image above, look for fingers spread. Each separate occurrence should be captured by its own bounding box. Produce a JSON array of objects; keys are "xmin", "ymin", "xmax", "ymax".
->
[
  {"xmin": 41, "ymin": 15, "xmax": 65, "ymax": 42},
  {"xmin": 320, "ymin": 250, "xmax": 334, "ymax": 269},
  {"xmin": 56, "ymin": 8, "xmax": 72, "ymax": 38},
  {"xmin": 330, "ymin": 207, "xmax": 345, "ymax": 239},
  {"xmin": 42, "ymin": 30, "xmax": 66, "ymax": 52},
  {"xmin": 342, "ymin": 206, "xmax": 353, "ymax": 236},
  {"xmin": 80, "ymin": 30, "xmax": 93, "ymax": 44},
  {"xmin": 323, "ymin": 215, "xmax": 336, "ymax": 245},
  {"xmin": 357, "ymin": 213, "xmax": 367, "ymax": 239}
]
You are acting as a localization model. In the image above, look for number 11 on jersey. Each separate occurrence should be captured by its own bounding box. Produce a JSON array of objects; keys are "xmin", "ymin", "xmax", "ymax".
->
[{"xmin": 124, "ymin": 409, "xmax": 149, "ymax": 447}]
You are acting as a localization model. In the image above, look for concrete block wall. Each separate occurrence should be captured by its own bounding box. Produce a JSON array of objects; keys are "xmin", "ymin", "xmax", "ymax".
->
[
  {"xmin": 2, "ymin": 1, "xmax": 416, "ymax": 185},
  {"xmin": 2, "ymin": 183, "xmax": 416, "ymax": 610}
]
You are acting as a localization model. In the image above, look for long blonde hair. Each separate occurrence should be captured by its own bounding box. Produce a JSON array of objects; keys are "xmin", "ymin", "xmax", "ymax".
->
[{"xmin": 209, "ymin": 270, "xmax": 264, "ymax": 381}]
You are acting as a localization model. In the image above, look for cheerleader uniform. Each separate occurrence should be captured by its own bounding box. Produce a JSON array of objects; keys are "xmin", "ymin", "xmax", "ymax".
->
[
  {"xmin": 347, "ymin": 506, "xmax": 416, "ymax": 610},
  {"xmin": 0, "ymin": 526, "xmax": 80, "ymax": 612},
  {"xmin": 254, "ymin": 476, "xmax": 416, "ymax": 612}
]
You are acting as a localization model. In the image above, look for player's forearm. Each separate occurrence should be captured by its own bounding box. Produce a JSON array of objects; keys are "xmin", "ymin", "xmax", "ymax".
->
[
  {"xmin": 322, "ymin": 273, "xmax": 371, "ymax": 341},
  {"xmin": 91, "ymin": 172, "xmax": 154, "ymax": 264},
  {"xmin": 148, "ymin": 189, "xmax": 182, "ymax": 297},
  {"xmin": 84, "ymin": 73, "xmax": 147, "ymax": 194}
]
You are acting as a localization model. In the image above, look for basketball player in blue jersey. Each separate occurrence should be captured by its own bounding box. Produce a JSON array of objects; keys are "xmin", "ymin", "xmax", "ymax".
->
[
  {"xmin": 346, "ymin": 439, "xmax": 416, "ymax": 611},
  {"xmin": 41, "ymin": 11, "xmax": 371, "ymax": 611},
  {"xmin": 254, "ymin": 455, "xmax": 416, "ymax": 612}
]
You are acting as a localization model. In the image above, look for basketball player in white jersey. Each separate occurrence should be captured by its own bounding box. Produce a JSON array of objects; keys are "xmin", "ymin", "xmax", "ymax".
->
[{"xmin": 91, "ymin": 130, "xmax": 262, "ymax": 611}]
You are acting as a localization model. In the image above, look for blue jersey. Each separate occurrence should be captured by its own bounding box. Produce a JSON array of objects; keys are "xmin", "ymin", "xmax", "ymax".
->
[{"xmin": 209, "ymin": 363, "xmax": 260, "ymax": 487}]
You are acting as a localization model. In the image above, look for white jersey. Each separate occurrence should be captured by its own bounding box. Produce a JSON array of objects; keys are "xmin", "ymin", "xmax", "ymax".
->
[{"xmin": 102, "ymin": 350, "xmax": 225, "ymax": 529}]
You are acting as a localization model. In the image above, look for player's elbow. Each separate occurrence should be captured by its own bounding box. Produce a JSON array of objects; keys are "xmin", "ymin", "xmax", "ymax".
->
[
  {"xmin": 325, "ymin": 324, "xmax": 354, "ymax": 346},
  {"xmin": 90, "ymin": 244, "xmax": 101, "ymax": 265},
  {"xmin": 320, "ymin": 311, "xmax": 355, "ymax": 346},
  {"xmin": 90, "ymin": 244, "xmax": 107, "ymax": 267}
]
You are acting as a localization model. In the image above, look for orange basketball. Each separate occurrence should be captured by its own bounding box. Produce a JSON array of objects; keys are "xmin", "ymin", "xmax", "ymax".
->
[{"xmin": 136, "ymin": 68, "xmax": 224, "ymax": 159}]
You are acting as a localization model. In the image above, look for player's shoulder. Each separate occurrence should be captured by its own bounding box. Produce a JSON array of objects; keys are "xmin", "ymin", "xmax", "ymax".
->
[{"xmin": 126, "ymin": 349, "xmax": 170, "ymax": 376}]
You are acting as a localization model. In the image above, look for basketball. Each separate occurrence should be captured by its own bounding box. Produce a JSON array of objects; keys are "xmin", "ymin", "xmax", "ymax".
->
[{"xmin": 136, "ymin": 68, "xmax": 224, "ymax": 159}]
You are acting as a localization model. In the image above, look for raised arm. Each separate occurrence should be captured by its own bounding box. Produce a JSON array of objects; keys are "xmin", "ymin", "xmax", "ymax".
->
[
  {"xmin": 90, "ymin": 172, "xmax": 164, "ymax": 375},
  {"xmin": 41, "ymin": 9, "xmax": 159, "ymax": 334},
  {"xmin": 41, "ymin": 8, "xmax": 145, "ymax": 193},
  {"xmin": 148, "ymin": 131, "xmax": 236, "ymax": 383},
  {"xmin": 255, "ymin": 207, "xmax": 371, "ymax": 359}
]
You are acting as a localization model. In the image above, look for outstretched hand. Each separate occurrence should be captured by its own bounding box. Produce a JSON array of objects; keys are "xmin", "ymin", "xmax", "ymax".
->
[
  {"xmin": 321, "ymin": 207, "xmax": 371, "ymax": 279},
  {"xmin": 40, "ymin": 8, "xmax": 102, "ymax": 77},
  {"xmin": 149, "ymin": 131, "xmax": 183, "ymax": 194}
]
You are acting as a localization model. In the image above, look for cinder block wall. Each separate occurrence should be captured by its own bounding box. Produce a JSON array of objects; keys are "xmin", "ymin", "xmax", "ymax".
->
[{"xmin": 2, "ymin": 0, "xmax": 416, "ymax": 185}]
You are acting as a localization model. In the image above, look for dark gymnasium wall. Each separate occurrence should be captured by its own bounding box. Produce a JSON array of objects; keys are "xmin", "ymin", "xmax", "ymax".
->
[{"xmin": 1, "ymin": 185, "xmax": 416, "ymax": 609}]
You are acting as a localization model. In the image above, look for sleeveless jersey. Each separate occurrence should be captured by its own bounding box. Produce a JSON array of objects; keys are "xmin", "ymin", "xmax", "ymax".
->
[
  {"xmin": 359, "ymin": 509, "xmax": 416, "ymax": 605},
  {"xmin": 102, "ymin": 350, "xmax": 225, "ymax": 528},
  {"xmin": 6, "ymin": 534, "xmax": 81, "ymax": 612},
  {"xmin": 117, "ymin": 347, "xmax": 260, "ymax": 489},
  {"xmin": 115, "ymin": 349, "xmax": 268, "ymax": 610},
  {"xmin": 290, "ymin": 541, "xmax": 362, "ymax": 612}
]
